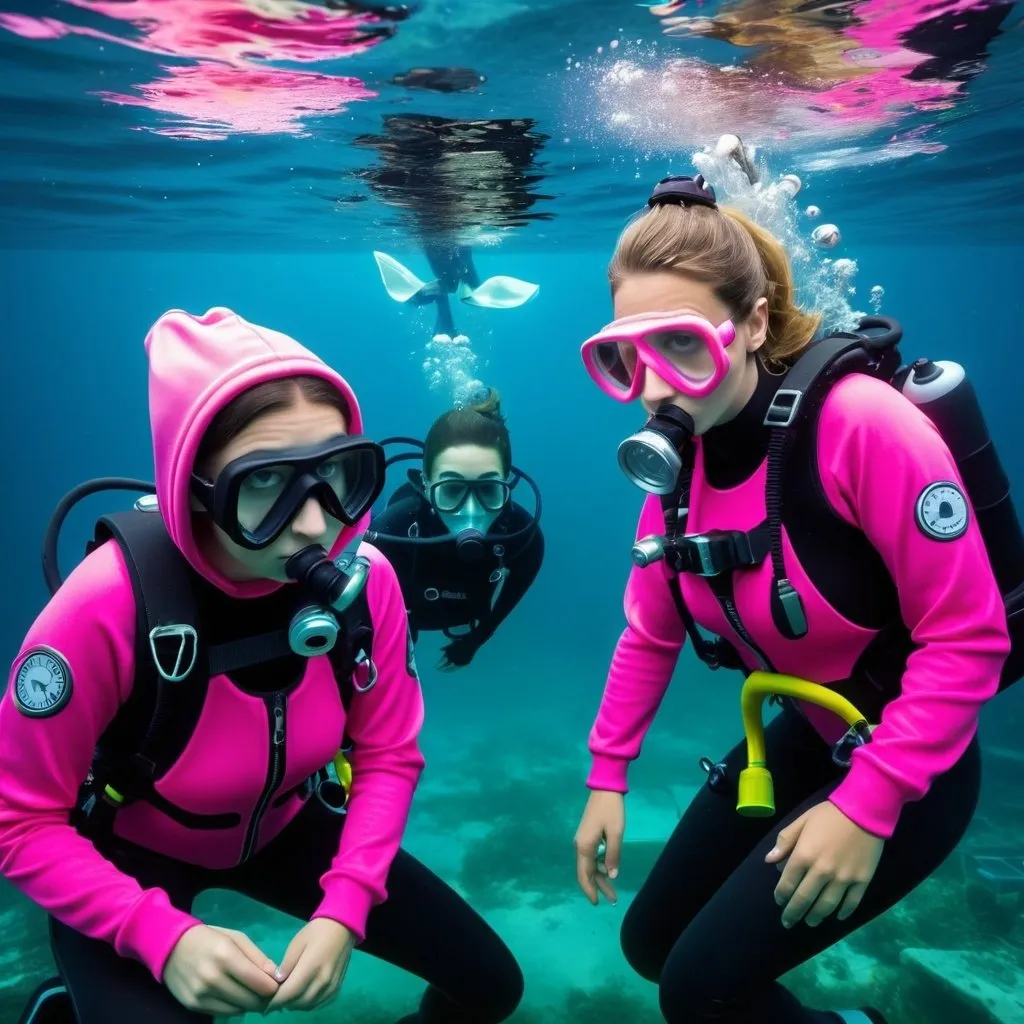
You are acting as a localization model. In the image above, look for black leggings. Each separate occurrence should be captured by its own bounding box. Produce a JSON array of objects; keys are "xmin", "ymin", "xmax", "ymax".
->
[
  {"xmin": 621, "ymin": 704, "xmax": 981, "ymax": 1023},
  {"xmin": 49, "ymin": 798, "xmax": 524, "ymax": 1024}
]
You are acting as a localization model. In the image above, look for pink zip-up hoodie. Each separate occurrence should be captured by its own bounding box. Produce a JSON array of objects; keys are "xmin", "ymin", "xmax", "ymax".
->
[
  {"xmin": 0, "ymin": 308, "xmax": 425, "ymax": 982},
  {"xmin": 587, "ymin": 374, "xmax": 1010, "ymax": 838}
]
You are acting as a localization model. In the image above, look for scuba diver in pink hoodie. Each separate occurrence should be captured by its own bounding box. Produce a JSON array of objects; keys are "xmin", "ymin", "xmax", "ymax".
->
[
  {"xmin": 0, "ymin": 307, "xmax": 523, "ymax": 1023},
  {"xmin": 572, "ymin": 176, "xmax": 1024, "ymax": 1024}
]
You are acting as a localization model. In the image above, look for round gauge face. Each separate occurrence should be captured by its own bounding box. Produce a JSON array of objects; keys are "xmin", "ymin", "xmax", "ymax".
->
[
  {"xmin": 13, "ymin": 647, "xmax": 73, "ymax": 718},
  {"xmin": 916, "ymin": 482, "xmax": 969, "ymax": 541}
]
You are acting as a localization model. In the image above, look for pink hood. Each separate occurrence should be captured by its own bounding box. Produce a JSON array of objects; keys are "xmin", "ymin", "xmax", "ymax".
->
[{"xmin": 145, "ymin": 306, "xmax": 364, "ymax": 599}]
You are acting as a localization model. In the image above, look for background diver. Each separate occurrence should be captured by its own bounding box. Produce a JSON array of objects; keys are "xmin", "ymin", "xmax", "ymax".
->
[{"xmin": 366, "ymin": 388, "xmax": 545, "ymax": 671}]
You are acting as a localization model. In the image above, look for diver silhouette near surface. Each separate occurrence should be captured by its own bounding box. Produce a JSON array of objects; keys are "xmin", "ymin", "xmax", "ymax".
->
[{"xmin": 356, "ymin": 114, "xmax": 550, "ymax": 344}]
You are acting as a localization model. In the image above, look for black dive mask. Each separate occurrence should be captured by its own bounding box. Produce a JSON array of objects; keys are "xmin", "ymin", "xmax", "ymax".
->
[
  {"xmin": 363, "ymin": 437, "xmax": 542, "ymax": 563},
  {"xmin": 191, "ymin": 434, "xmax": 385, "ymax": 550}
]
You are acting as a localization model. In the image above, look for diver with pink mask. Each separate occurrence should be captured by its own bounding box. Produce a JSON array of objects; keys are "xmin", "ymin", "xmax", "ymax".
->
[
  {"xmin": 572, "ymin": 175, "xmax": 1024, "ymax": 1023},
  {"xmin": 0, "ymin": 307, "xmax": 523, "ymax": 1024}
]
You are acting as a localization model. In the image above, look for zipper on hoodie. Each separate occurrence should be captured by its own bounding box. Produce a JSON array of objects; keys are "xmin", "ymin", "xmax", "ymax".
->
[
  {"xmin": 708, "ymin": 574, "xmax": 775, "ymax": 673},
  {"xmin": 240, "ymin": 693, "xmax": 286, "ymax": 863}
]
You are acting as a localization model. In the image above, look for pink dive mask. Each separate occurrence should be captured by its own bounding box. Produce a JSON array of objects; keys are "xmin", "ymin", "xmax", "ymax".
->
[{"xmin": 581, "ymin": 310, "xmax": 737, "ymax": 400}]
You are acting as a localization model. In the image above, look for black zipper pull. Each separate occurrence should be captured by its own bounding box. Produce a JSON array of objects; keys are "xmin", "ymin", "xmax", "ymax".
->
[{"xmin": 272, "ymin": 696, "xmax": 286, "ymax": 746}]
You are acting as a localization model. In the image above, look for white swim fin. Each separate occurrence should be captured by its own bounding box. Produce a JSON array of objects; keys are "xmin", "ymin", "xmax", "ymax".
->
[
  {"xmin": 373, "ymin": 251, "xmax": 430, "ymax": 303},
  {"xmin": 457, "ymin": 275, "xmax": 539, "ymax": 309}
]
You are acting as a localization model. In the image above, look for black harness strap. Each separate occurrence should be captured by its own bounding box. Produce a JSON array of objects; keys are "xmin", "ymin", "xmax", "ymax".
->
[
  {"xmin": 82, "ymin": 508, "xmax": 375, "ymax": 828},
  {"xmin": 659, "ymin": 449, "xmax": 745, "ymax": 673},
  {"xmin": 89, "ymin": 508, "xmax": 207, "ymax": 792},
  {"xmin": 329, "ymin": 588, "xmax": 374, "ymax": 741},
  {"xmin": 655, "ymin": 327, "xmax": 905, "ymax": 696},
  {"xmin": 208, "ymin": 630, "xmax": 292, "ymax": 677},
  {"xmin": 762, "ymin": 331, "xmax": 904, "ymax": 639}
]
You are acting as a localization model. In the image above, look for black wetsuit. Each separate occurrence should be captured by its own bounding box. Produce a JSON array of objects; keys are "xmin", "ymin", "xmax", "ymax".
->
[
  {"xmin": 619, "ymin": 362, "xmax": 982, "ymax": 1023},
  {"xmin": 368, "ymin": 484, "xmax": 544, "ymax": 666},
  {"xmin": 42, "ymin": 577, "xmax": 524, "ymax": 1024},
  {"xmin": 412, "ymin": 242, "xmax": 479, "ymax": 338},
  {"xmin": 623, "ymin": 706, "xmax": 978, "ymax": 1024}
]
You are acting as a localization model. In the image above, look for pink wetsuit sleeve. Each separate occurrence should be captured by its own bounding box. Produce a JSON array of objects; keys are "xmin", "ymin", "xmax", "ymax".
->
[
  {"xmin": 586, "ymin": 495, "xmax": 687, "ymax": 793},
  {"xmin": 0, "ymin": 542, "xmax": 202, "ymax": 981},
  {"xmin": 310, "ymin": 544, "xmax": 426, "ymax": 941},
  {"xmin": 817, "ymin": 376, "xmax": 1009, "ymax": 838}
]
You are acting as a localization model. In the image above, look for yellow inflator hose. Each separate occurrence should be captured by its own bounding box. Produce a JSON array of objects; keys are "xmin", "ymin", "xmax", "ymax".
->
[
  {"xmin": 737, "ymin": 671, "xmax": 870, "ymax": 817},
  {"xmin": 334, "ymin": 750, "xmax": 353, "ymax": 798}
]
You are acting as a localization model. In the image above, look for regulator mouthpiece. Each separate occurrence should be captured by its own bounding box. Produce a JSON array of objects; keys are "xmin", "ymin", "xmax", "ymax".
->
[
  {"xmin": 617, "ymin": 404, "xmax": 696, "ymax": 495},
  {"xmin": 453, "ymin": 529, "xmax": 486, "ymax": 561},
  {"xmin": 285, "ymin": 545, "xmax": 371, "ymax": 657},
  {"xmin": 285, "ymin": 545, "xmax": 370, "ymax": 613}
]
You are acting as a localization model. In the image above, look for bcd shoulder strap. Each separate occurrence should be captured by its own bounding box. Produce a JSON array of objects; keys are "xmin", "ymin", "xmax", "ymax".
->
[
  {"xmin": 329, "ymin": 587, "xmax": 375, "ymax": 746},
  {"xmin": 661, "ymin": 326, "xmax": 903, "ymax": 667},
  {"xmin": 761, "ymin": 328, "xmax": 903, "ymax": 639},
  {"xmin": 89, "ymin": 506, "xmax": 206, "ymax": 794},
  {"xmin": 90, "ymin": 507, "xmax": 375, "ymax": 797},
  {"xmin": 659, "ymin": 448, "xmax": 745, "ymax": 673}
]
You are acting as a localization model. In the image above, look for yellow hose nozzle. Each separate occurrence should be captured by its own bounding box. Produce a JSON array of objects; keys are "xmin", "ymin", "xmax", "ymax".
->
[
  {"xmin": 736, "ymin": 671, "xmax": 870, "ymax": 818},
  {"xmin": 736, "ymin": 765, "xmax": 775, "ymax": 817}
]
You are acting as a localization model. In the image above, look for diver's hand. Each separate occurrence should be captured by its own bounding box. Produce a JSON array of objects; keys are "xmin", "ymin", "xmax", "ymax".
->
[
  {"xmin": 267, "ymin": 918, "xmax": 355, "ymax": 1012},
  {"xmin": 437, "ymin": 639, "xmax": 475, "ymax": 671},
  {"xmin": 766, "ymin": 800, "xmax": 885, "ymax": 928},
  {"xmin": 163, "ymin": 924, "xmax": 279, "ymax": 1016},
  {"xmin": 574, "ymin": 789, "xmax": 624, "ymax": 906}
]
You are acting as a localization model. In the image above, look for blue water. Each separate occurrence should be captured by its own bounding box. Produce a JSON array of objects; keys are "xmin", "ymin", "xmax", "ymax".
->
[{"xmin": 2, "ymin": 2, "xmax": 1024, "ymax": 1022}]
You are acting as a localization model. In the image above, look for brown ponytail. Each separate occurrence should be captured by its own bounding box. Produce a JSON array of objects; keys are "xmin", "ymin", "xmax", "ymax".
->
[
  {"xmin": 469, "ymin": 386, "xmax": 504, "ymax": 421},
  {"xmin": 609, "ymin": 200, "xmax": 821, "ymax": 365}
]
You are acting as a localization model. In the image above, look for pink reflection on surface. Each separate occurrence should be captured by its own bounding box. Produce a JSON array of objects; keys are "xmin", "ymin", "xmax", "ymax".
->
[
  {"xmin": 0, "ymin": 14, "xmax": 74, "ymax": 40},
  {"xmin": 58, "ymin": 0, "xmax": 390, "ymax": 64},
  {"xmin": 94, "ymin": 61, "xmax": 375, "ymax": 140},
  {"xmin": 0, "ymin": 0, "xmax": 394, "ymax": 137},
  {"xmin": 594, "ymin": 54, "xmax": 956, "ymax": 156},
  {"xmin": 643, "ymin": 0, "xmax": 1009, "ymax": 149}
]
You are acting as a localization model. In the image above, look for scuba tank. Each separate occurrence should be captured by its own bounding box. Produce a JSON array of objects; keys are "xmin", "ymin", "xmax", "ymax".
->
[
  {"xmin": 896, "ymin": 357, "xmax": 1024, "ymax": 694},
  {"xmin": 895, "ymin": 358, "xmax": 1024, "ymax": 598}
]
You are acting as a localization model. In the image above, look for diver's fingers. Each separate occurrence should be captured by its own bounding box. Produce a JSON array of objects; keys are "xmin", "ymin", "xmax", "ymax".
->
[
  {"xmin": 603, "ymin": 829, "xmax": 624, "ymax": 879},
  {"xmin": 595, "ymin": 873, "xmax": 618, "ymax": 905},
  {"xmin": 576, "ymin": 849, "xmax": 599, "ymax": 905}
]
